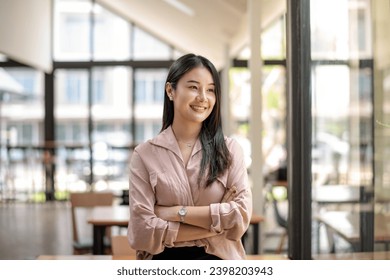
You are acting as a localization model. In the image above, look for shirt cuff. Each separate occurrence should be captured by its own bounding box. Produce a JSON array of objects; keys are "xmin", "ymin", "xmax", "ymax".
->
[
  {"xmin": 209, "ymin": 203, "xmax": 223, "ymax": 234},
  {"xmin": 164, "ymin": 221, "xmax": 180, "ymax": 247}
]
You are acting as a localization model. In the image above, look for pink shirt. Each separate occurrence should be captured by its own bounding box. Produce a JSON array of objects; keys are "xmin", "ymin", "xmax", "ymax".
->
[{"xmin": 127, "ymin": 126, "xmax": 252, "ymax": 260}]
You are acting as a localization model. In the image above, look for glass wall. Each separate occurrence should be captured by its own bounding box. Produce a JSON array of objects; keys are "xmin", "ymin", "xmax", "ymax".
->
[
  {"xmin": 0, "ymin": 0, "xmax": 177, "ymax": 200},
  {"xmin": 54, "ymin": 68, "xmax": 90, "ymax": 193},
  {"xmin": 133, "ymin": 68, "xmax": 166, "ymax": 143},
  {"xmin": 232, "ymin": 16, "xmax": 287, "ymax": 174},
  {"xmin": 93, "ymin": 6, "xmax": 131, "ymax": 61},
  {"xmin": 0, "ymin": 67, "xmax": 44, "ymax": 201},
  {"xmin": 54, "ymin": 0, "xmax": 92, "ymax": 61},
  {"xmin": 311, "ymin": 0, "xmax": 390, "ymax": 256},
  {"xmin": 372, "ymin": 0, "xmax": 390, "ymax": 206},
  {"xmin": 51, "ymin": 0, "xmax": 175, "ymax": 195},
  {"xmin": 91, "ymin": 66, "xmax": 132, "ymax": 191}
]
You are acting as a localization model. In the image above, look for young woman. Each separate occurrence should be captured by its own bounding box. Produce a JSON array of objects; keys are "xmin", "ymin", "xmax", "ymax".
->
[{"xmin": 128, "ymin": 53, "xmax": 252, "ymax": 260}]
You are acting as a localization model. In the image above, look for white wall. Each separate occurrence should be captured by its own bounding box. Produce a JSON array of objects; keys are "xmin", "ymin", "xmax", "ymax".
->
[{"xmin": 0, "ymin": 0, "xmax": 52, "ymax": 72}]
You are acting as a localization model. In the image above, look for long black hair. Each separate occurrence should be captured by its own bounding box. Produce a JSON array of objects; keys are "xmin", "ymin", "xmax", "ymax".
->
[{"xmin": 161, "ymin": 53, "xmax": 232, "ymax": 187}]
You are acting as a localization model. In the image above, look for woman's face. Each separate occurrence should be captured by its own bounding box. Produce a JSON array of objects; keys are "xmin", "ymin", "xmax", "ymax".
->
[{"xmin": 167, "ymin": 66, "xmax": 216, "ymax": 125}]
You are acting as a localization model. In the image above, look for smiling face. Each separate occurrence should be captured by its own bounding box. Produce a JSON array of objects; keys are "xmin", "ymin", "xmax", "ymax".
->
[{"xmin": 166, "ymin": 66, "xmax": 216, "ymax": 127}]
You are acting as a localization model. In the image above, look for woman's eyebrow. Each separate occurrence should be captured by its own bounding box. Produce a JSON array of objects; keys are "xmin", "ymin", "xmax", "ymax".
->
[
  {"xmin": 186, "ymin": 80, "xmax": 215, "ymax": 86},
  {"xmin": 186, "ymin": 80, "xmax": 200, "ymax": 84}
]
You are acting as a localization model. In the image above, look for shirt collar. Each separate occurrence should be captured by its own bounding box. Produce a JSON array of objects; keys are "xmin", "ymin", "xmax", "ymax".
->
[{"xmin": 151, "ymin": 126, "xmax": 202, "ymax": 157}]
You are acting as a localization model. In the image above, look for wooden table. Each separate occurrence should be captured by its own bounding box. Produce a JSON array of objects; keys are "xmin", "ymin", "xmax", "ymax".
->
[
  {"xmin": 87, "ymin": 205, "xmax": 129, "ymax": 255},
  {"xmin": 315, "ymin": 211, "xmax": 390, "ymax": 252},
  {"xmin": 243, "ymin": 214, "xmax": 265, "ymax": 254},
  {"xmin": 314, "ymin": 250, "xmax": 390, "ymax": 260},
  {"xmin": 37, "ymin": 255, "xmax": 136, "ymax": 260},
  {"xmin": 312, "ymin": 185, "xmax": 360, "ymax": 205},
  {"xmin": 37, "ymin": 255, "xmax": 113, "ymax": 260}
]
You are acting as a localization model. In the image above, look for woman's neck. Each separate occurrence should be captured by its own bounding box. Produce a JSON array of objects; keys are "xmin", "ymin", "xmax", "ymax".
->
[{"xmin": 171, "ymin": 122, "xmax": 200, "ymax": 144}]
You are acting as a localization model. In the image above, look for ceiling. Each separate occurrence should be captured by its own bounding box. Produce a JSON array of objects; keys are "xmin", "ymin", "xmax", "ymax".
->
[{"xmin": 97, "ymin": 0, "xmax": 286, "ymax": 69}]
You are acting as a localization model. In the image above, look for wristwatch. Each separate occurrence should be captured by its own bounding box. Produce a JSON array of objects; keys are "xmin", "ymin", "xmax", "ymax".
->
[{"xmin": 178, "ymin": 206, "xmax": 187, "ymax": 223}]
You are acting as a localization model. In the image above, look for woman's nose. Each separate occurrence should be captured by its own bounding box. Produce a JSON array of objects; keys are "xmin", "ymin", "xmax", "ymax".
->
[{"xmin": 197, "ymin": 89, "xmax": 207, "ymax": 101}]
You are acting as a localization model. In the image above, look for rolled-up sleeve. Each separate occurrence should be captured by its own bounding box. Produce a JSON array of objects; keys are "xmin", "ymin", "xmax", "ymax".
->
[
  {"xmin": 127, "ymin": 148, "xmax": 180, "ymax": 254},
  {"xmin": 209, "ymin": 139, "xmax": 252, "ymax": 241}
]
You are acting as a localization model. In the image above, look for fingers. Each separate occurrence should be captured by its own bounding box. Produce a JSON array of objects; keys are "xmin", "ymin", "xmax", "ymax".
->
[{"xmin": 221, "ymin": 185, "xmax": 237, "ymax": 203}]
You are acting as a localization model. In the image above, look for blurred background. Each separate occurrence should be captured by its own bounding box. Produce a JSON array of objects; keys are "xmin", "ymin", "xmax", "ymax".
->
[{"xmin": 1, "ymin": 0, "xmax": 390, "ymax": 260}]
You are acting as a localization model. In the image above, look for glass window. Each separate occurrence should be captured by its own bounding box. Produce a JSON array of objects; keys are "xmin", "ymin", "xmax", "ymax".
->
[
  {"xmin": 50, "ymin": 0, "xmax": 181, "ymax": 193},
  {"xmin": 133, "ymin": 26, "xmax": 171, "ymax": 60},
  {"xmin": 93, "ymin": 3, "xmax": 131, "ymax": 61},
  {"xmin": 310, "ymin": 0, "xmax": 379, "ymax": 257},
  {"xmin": 262, "ymin": 16, "xmax": 286, "ymax": 60},
  {"xmin": 4, "ymin": 68, "xmax": 42, "ymax": 100},
  {"xmin": 311, "ymin": 0, "xmax": 349, "ymax": 60},
  {"xmin": 1, "ymin": 68, "xmax": 44, "ymax": 145},
  {"xmin": 91, "ymin": 67, "xmax": 131, "ymax": 145},
  {"xmin": 152, "ymin": 121, "xmax": 161, "ymax": 137},
  {"xmin": 372, "ymin": 0, "xmax": 390, "ymax": 242},
  {"xmin": 229, "ymin": 66, "xmax": 287, "ymax": 171},
  {"xmin": 54, "ymin": 0, "xmax": 92, "ymax": 61},
  {"xmin": 262, "ymin": 66, "xmax": 287, "ymax": 172},
  {"xmin": 6, "ymin": 123, "xmax": 37, "ymax": 145},
  {"xmin": 134, "ymin": 121, "xmax": 160, "ymax": 143},
  {"xmin": 0, "ymin": 67, "xmax": 44, "ymax": 201},
  {"xmin": 54, "ymin": 69, "xmax": 89, "ymax": 141},
  {"xmin": 65, "ymin": 71, "xmax": 88, "ymax": 104},
  {"xmin": 312, "ymin": 65, "xmax": 352, "ymax": 185},
  {"xmin": 54, "ymin": 69, "xmax": 89, "ymax": 105},
  {"xmin": 311, "ymin": 0, "xmax": 372, "ymax": 60},
  {"xmin": 135, "ymin": 122, "xmax": 145, "ymax": 144},
  {"xmin": 237, "ymin": 16, "xmax": 286, "ymax": 60},
  {"xmin": 134, "ymin": 69, "xmax": 167, "ymax": 104},
  {"xmin": 135, "ymin": 80, "xmax": 146, "ymax": 103},
  {"xmin": 93, "ymin": 76, "xmax": 104, "ymax": 104},
  {"xmin": 90, "ymin": 66, "xmax": 131, "ymax": 190},
  {"xmin": 153, "ymin": 79, "xmax": 165, "ymax": 104},
  {"xmin": 55, "ymin": 123, "xmax": 66, "ymax": 142},
  {"xmin": 72, "ymin": 122, "xmax": 88, "ymax": 143}
]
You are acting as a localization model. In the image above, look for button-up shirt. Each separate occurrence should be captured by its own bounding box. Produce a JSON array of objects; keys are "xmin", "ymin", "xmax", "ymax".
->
[{"xmin": 128, "ymin": 126, "xmax": 252, "ymax": 259}]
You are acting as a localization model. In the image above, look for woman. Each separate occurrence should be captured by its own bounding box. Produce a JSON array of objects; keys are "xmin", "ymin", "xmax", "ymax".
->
[{"xmin": 128, "ymin": 53, "xmax": 252, "ymax": 260}]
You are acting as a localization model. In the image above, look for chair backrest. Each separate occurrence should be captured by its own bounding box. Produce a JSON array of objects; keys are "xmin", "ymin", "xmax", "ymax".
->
[
  {"xmin": 269, "ymin": 186, "xmax": 288, "ymax": 229},
  {"xmin": 111, "ymin": 235, "xmax": 136, "ymax": 256},
  {"xmin": 70, "ymin": 192, "xmax": 114, "ymax": 244}
]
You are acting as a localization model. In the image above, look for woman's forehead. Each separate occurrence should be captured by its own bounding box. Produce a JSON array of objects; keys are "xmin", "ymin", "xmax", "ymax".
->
[{"xmin": 179, "ymin": 67, "xmax": 214, "ymax": 83}]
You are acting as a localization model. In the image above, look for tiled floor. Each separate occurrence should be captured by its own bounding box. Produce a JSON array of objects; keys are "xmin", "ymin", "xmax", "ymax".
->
[{"xmin": 0, "ymin": 201, "xmax": 74, "ymax": 260}]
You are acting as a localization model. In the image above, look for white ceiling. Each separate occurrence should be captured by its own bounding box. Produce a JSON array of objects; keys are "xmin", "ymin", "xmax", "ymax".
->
[{"xmin": 97, "ymin": 0, "xmax": 286, "ymax": 69}]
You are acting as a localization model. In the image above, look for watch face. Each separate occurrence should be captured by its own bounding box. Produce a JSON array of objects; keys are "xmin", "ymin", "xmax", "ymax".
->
[{"xmin": 179, "ymin": 208, "xmax": 187, "ymax": 216}]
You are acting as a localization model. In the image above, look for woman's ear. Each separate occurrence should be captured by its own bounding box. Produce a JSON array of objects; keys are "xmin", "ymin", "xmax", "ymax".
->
[{"xmin": 166, "ymin": 82, "xmax": 174, "ymax": 100}]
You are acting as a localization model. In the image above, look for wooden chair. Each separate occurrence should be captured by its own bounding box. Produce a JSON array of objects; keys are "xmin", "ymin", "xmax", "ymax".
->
[
  {"xmin": 269, "ymin": 185, "xmax": 288, "ymax": 254},
  {"xmin": 70, "ymin": 191, "xmax": 114, "ymax": 254},
  {"xmin": 111, "ymin": 235, "xmax": 136, "ymax": 256}
]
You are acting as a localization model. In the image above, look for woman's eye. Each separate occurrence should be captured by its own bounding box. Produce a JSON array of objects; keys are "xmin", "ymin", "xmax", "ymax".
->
[
  {"xmin": 208, "ymin": 88, "xmax": 215, "ymax": 93},
  {"xmin": 189, "ymin": 86, "xmax": 198, "ymax": 90}
]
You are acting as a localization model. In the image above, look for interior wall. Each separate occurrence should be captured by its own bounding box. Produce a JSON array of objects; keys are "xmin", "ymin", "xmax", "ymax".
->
[{"xmin": 0, "ymin": 0, "xmax": 52, "ymax": 72}]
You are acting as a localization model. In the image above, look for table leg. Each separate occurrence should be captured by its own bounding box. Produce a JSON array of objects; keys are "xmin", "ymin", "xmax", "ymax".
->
[
  {"xmin": 93, "ymin": 225, "xmax": 107, "ymax": 255},
  {"xmin": 253, "ymin": 223, "xmax": 259, "ymax": 254}
]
